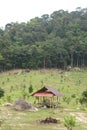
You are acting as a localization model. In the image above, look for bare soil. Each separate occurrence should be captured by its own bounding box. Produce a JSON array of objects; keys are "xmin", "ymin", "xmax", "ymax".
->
[{"xmin": 70, "ymin": 112, "xmax": 87, "ymax": 123}]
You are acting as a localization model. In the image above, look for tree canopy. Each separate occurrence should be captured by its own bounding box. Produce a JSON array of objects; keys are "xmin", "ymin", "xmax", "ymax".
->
[{"xmin": 0, "ymin": 7, "xmax": 87, "ymax": 71}]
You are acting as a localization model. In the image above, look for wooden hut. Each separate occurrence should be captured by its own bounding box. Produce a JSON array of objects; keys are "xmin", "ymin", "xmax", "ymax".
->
[{"xmin": 32, "ymin": 86, "xmax": 62, "ymax": 108}]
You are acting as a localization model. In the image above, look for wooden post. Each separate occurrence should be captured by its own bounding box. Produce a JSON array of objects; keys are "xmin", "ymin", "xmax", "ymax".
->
[
  {"xmin": 50, "ymin": 97, "xmax": 52, "ymax": 108},
  {"xmin": 38, "ymin": 97, "xmax": 39, "ymax": 104},
  {"xmin": 57, "ymin": 96, "xmax": 58, "ymax": 102},
  {"xmin": 57, "ymin": 96, "xmax": 59, "ymax": 108}
]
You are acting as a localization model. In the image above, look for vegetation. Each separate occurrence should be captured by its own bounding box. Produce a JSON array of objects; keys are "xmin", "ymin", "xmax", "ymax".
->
[
  {"xmin": 80, "ymin": 89, "xmax": 87, "ymax": 106},
  {"xmin": 64, "ymin": 116, "xmax": 76, "ymax": 130},
  {"xmin": 0, "ymin": 69, "xmax": 87, "ymax": 129},
  {"xmin": 0, "ymin": 69, "xmax": 87, "ymax": 107},
  {"xmin": 0, "ymin": 6, "xmax": 87, "ymax": 130},
  {"xmin": 0, "ymin": 7, "xmax": 87, "ymax": 71},
  {"xmin": 0, "ymin": 88, "xmax": 4, "ymax": 98}
]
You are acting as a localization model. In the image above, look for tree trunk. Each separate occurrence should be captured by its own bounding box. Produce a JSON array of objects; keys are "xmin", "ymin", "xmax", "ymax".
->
[
  {"xmin": 82, "ymin": 54, "xmax": 85, "ymax": 68},
  {"xmin": 43, "ymin": 57, "xmax": 46, "ymax": 69},
  {"xmin": 67, "ymin": 127, "xmax": 72, "ymax": 130},
  {"xmin": 76, "ymin": 57, "xmax": 79, "ymax": 67},
  {"xmin": 71, "ymin": 53, "xmax": 73, "ymax": 67}
]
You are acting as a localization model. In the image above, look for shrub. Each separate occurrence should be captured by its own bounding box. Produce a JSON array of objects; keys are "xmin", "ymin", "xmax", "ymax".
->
[
  {"xmin": 0, "ymin": 88, "xmax": 4, "ymax": 98},
  {"xmin": 28, "ymin": 84, "xmax": 33, "ymax": 94},
  {"xmin": 80, "ymin": 89, "xmax": 87, "ymax": 106},
  {"xmin": 64, "ymin": 116, "xmax": 76, "ymax": 130}
]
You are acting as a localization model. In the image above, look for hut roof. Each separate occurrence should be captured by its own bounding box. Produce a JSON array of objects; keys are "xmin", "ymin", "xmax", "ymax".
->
[{"xmin": 32, "ymin": 86, "xmax": 62, "ymax": 97}]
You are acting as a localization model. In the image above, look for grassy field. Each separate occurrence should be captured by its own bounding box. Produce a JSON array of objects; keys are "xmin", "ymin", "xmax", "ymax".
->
[{"xmin": 0, "ymin": 69, "xmax": 87, "ymax": 130}]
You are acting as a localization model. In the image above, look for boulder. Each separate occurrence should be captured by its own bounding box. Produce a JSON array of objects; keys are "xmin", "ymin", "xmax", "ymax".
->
[{"xmin": 13, "ymin": 99, "xmax": 32, "ymax": 111}]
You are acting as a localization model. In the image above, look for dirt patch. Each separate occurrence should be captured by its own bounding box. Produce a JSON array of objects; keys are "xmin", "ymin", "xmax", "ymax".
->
[{"xmin": 70, "ymin": 112, "xmax": 87, "ymax": 123}]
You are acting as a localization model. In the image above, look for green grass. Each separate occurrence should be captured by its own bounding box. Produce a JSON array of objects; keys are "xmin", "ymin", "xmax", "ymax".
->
[{"xmin": 0, "ymin": 69, "xmax": 87, "ymax": 130}]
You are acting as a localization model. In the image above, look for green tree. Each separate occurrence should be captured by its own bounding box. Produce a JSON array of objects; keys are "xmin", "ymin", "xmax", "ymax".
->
[{"xmin": 0, "ymin": 7, "xmax": 87, "ymax": 70}]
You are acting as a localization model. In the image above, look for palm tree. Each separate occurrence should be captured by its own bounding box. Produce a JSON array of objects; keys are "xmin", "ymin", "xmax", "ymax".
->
[{"xmin": 64, "ymin": 116, "xmax": 76, "ymax": 130}]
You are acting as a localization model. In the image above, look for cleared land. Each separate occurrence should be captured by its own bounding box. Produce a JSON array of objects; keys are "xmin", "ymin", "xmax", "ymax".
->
[{"xmin": 0, "ymin": 69, "xmax": 87, "ymax": 130}]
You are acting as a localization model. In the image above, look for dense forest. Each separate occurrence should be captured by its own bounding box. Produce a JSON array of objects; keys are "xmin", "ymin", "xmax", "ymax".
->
[{"xmin": 0, "ymin": 7, "xmax": 87, "ymax": 71}]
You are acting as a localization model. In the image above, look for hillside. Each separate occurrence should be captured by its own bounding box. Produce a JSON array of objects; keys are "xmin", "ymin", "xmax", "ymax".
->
[
  {"xmin": 0, "ymin": 69, "xmax": 87, "ymax": 130},
  {"xmin": 0, "ymin": 69, "xmax": 87, "ymax": 107},
  {"xmin": 0, "ymin": 7, "xmax": 87, "ymax": 71}
]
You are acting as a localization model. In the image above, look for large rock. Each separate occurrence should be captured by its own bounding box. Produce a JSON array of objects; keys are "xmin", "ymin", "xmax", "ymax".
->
[{"xmin": 13, "ymin": 99, "xmax": 32, "ymax": 111}]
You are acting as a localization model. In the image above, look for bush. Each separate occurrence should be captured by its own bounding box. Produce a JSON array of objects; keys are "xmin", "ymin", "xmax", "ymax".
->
[
  {"xmin": 28, "ymin": 84, "xmax": 33, "ymax": 94},
  {"xmin": 80, "ymin": 89, "xmax": 87, "ymax": 106},
  {"xmin": 0, "ymin": 88, "xmax": 4, "ymax": 98},
  {"xmin": 64, "ymin": 116, "xmax": 76, "ymax": 130}
]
